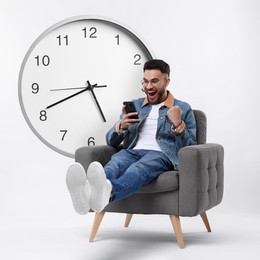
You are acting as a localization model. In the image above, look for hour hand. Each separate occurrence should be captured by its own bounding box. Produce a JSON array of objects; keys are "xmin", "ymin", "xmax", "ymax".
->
[{"xmin": 46, "ymin": 86, "xmax": 89, "ymax": 109}]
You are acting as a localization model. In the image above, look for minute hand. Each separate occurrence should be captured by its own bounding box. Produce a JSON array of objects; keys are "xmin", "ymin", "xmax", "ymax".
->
[
  {"xmin": 89, "ymin": 86, "xmax": 106, "ymax": 122},
  {"xmin": 46, "ymin": 85, "xmax": 96, "ymax": 109}
]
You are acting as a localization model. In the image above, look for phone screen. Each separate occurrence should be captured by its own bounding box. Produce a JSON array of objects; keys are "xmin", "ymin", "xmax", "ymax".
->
[{"xmin": 123, "ymin": 101, "xmax": 139, "ymax": 119}]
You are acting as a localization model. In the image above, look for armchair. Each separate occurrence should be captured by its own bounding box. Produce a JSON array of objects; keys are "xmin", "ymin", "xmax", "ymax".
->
[{"xmin": 75, "ymin": 110, "xmax": 224, "ymax": 248}]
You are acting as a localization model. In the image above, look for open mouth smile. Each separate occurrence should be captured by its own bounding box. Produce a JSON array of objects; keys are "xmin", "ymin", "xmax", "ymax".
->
[{"xmin": 147, "ymin": 91, "xmax": 157, "ymax": 99}]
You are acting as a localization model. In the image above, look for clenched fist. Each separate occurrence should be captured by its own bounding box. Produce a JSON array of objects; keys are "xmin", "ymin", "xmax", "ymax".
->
[{"xmin": 167, "ymin": 106, "xmax": 182, "ymax": 128}]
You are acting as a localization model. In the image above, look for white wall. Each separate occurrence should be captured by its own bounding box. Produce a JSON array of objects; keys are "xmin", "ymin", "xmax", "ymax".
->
[{"xmin": 1, "ymin": 0, "xmax": 260, "ymax": 229}]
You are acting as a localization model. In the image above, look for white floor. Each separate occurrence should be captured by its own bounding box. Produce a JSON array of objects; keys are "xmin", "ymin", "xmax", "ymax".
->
[{"xmin": 0, "ymin": 209, "xmax": 259, "ymax": 260}]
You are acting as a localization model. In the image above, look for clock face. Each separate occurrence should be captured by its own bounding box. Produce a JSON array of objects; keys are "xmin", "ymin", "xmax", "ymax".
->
[{"xmin": 18, "ymin": 16, "xmax": 153, "ymax": 158}]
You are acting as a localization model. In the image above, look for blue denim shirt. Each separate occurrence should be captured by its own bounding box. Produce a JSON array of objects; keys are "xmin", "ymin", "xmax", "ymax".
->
[{"xmin": 106, "ymin": 91, "xmax": 197, "ymax": 169}]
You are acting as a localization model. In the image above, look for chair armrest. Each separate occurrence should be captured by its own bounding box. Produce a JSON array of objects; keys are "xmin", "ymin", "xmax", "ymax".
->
[
  {"xmin": 75, "ymin": 145, "xmax": 117, "ymax": 173},
  {"xmin": 178, "ymin": 143, "xmax": 224, "ymax": 216}
]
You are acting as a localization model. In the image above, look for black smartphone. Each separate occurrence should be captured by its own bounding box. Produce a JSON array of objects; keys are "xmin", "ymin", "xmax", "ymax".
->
[{"xmin": 123, "ymin": 101, "xmax": 139, "ymax": 119}]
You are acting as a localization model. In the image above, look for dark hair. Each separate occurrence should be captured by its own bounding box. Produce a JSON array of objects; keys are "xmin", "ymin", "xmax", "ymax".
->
[{"xmin": 143, "ymin": 59, "xmax": 170, "ymax": 76}]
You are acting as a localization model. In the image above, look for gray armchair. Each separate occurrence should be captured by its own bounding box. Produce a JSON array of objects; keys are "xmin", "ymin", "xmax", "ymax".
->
[{"xmin": 75, "ymin": 110, "xmax": 224, "ymax": 248}]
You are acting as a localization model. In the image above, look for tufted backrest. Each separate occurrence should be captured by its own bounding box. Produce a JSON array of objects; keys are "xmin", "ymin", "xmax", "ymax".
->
[{"xmin": 193, "ymin": 110, "xmax": 207, "ymax": 144}]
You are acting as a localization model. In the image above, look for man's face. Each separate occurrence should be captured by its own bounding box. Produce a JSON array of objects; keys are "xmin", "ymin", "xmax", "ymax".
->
[{"xmin": 143, "ymin": 69, "xmax": 170, "ymax": 104}]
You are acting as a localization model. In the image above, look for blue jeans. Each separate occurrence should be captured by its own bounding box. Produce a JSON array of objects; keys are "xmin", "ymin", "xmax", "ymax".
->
[{"xmin": 104, "ymin": 149, "xmax": 174, "ymax": 202}]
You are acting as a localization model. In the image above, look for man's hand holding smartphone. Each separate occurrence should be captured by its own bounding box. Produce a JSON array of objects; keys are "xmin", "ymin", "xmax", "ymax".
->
[{"xmin": 120, "ymin": 101, "xmax": 140, "ymax": 129}]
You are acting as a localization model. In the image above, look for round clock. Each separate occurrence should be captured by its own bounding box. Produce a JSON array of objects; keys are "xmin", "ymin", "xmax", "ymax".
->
[{"xmin": 18, "ymin": 15, "xmax": 154, "ymax": 158}]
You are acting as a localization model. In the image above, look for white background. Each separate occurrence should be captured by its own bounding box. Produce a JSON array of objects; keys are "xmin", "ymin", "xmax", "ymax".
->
[{"xmin": 1, "ymin": 0, "xmax": 260, "ymax": 259}]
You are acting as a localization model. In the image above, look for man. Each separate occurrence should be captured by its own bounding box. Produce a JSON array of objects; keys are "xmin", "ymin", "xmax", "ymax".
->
[{"xmin": 66, "ymin": 59, "xmax": 197, "ymax": 215}]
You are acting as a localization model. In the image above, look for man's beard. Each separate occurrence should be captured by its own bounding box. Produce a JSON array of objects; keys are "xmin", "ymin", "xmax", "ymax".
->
[{"xmin": 146, "ymin": 89, "xmax": 166, "ymax": 104}]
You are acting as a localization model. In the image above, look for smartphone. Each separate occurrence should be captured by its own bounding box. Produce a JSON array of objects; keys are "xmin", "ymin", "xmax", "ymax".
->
[{"xmin": 123, "ymin": 101, "xmax": 139, "ymax": 119}]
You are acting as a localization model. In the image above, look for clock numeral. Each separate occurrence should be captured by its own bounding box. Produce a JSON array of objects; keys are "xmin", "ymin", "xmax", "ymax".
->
[
  {"xmin": 35, "ymin": 55, "xmax": 50, "ymax": 66},
  {"xmin": 82, "ymin": 27, "xmax": 97, "ymax": 38},
  {"xmin": 39, "ymin": 110, "xmax": 47, "ymax": 121},
  {"xmin": 57, "ymin": 35, "xmax": 69, "ymax": 46},
  {"xmin": 32, "ymin": 83, "xmax": 39, "ymax": 94},
  {"xmin": 60, "ymin": 130, "xmax": 68, "ymax": 141},
  {"xmin": 82, "ymin": 27, "xmax": 87, "ymax": 38},
  {"xmin": 134, "ymin": 54, "xmax": 141, "ymax": 65},
  {"xmin": 115, "ymin": 34, "xmax": 119, "ymax": 45},
  {"xmin": 89, "ymin": 27, "xmax": 97, "ymax": 38},
  {"xmin": 87, "ymin": 137, "xmax": 95, "ymax": 146}
]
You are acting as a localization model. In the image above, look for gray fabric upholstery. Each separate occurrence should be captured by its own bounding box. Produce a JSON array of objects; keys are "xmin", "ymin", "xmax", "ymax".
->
[
  {"xmin": 104, "ymin": 189, "xmax": 180, "ymax": 214},
  {"xmin": 136, "ymin": 171, "xmax": 179, "ymax": 194},
  {"xmin": 76, "ymin": 145, "xmax": 117, "ymax": 172},
  {"xmin": 178, "ymin": 143, "xmax": 224, "ymax": 216},
  {"xmin": 193, "ymin": 109, "xmax": 207, "ymax": 145},
  {"xmin": 75, "ymin": 110, "xmax": 224, "ymax": 217}
]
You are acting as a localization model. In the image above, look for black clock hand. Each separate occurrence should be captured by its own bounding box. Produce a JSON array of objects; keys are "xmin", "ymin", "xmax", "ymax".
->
[
  {"xmin": 46, "ymin": 84, "xmax": 96, "ymax": 109},
  {"xmin": 86, "ymin": 81, "xmax": 107, "ymax": 122},
  {"xmin": 47, "ymin": 81, "xmax": 106, "ymax": 122}
]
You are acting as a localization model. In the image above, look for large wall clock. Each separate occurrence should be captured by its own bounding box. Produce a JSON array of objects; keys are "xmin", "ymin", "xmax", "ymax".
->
[{"xmin": 18, "ymin": 15, "xmax": 154, "ymax": 158}]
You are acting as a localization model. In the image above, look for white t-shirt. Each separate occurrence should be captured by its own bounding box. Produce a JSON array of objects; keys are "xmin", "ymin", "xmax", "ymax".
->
[{"xmin": 133, "ymin": 103, "xmax": 163, "ymax": 151}]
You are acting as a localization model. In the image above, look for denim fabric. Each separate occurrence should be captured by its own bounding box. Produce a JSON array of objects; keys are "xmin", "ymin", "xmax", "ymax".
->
[
  {"xmin": 106, "ymin": 92, "xmax": 197, "ymax": 169},
  {"xmin": 104, "ymin": 149, "xmax": 174, "ymax": 202}
]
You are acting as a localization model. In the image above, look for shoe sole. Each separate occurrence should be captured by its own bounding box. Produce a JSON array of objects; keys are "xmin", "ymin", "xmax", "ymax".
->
[
  {"xmin": 87, "ymin": 162, "xmax": 111, "ymax": 212},
  {"xmin": 66, "ymin": 163, "xmax": 90, "ymax": 215}
]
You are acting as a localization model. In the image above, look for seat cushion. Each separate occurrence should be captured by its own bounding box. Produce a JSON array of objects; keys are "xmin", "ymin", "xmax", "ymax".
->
[{"xmin": 136, "ymin": 170, "xmax": 179, "ymax": 194}]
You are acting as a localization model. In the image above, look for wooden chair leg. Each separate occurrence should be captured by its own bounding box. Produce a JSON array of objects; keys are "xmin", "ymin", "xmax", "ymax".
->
[
  {"xmin": 200, "ymin": 212, "xmax": 211, "ymax": 232},
  {"xmin": 124, "ymin": 214, "xmax": 133, "ymax": 227},
  {"xmin": 169, "ymin": 215, "xmax": 185, "ymax": 249},
  {"xmin": 89, "ymin": 212, "xmax": 105, "ymax": 242}
]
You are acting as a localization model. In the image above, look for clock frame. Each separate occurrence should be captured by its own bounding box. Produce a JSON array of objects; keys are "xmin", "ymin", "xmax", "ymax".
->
[{"xmin": 18, "ymin": 15, "xmax": 154, "ymax": 158}]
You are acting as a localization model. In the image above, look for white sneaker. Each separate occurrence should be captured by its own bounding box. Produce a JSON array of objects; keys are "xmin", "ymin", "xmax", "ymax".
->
[
  {"xmin": 66, "ymin": 163, "xmax": 91, "ymax": 215},
  {"xmin": 87, "ymin": 162, "xmax": 112, "ymax": 213}
]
